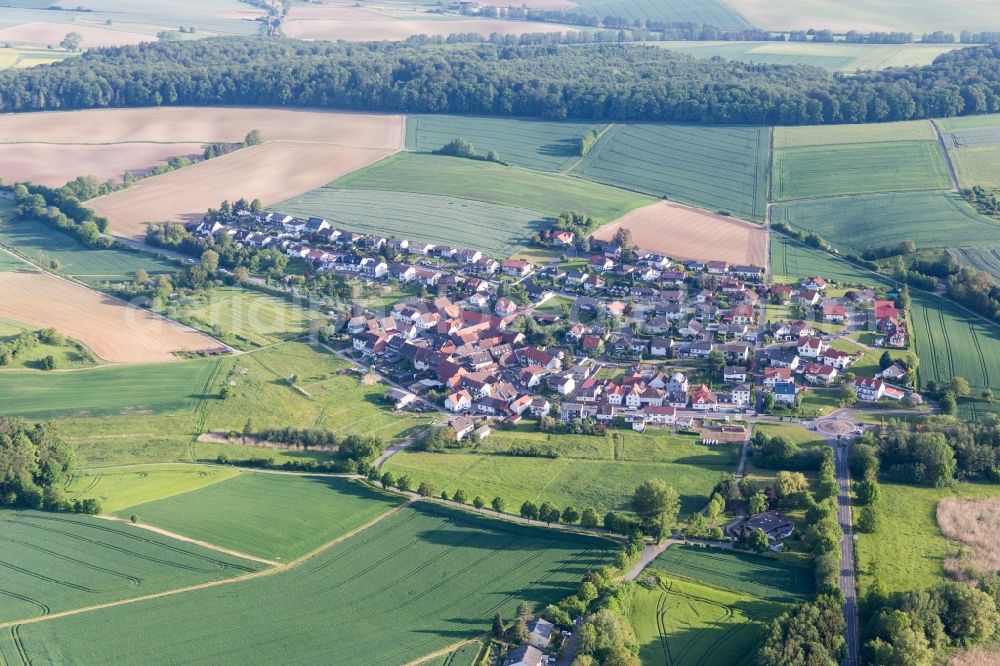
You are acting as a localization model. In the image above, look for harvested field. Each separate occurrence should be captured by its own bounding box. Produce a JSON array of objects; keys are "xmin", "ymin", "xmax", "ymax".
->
[
  {"xmin": 0, "ymin": 269, "xmax": 220, "ymax": 363},
  {"xmin": 724, "ymin": 0, "xmax": 1000, "ymax": 33},
  {"xmin": 950, "ymin": 647, "xmax": 1000, "ymax": 666},
  {"xmin": 0, "ymin": 22, "xmax": 149, "ymax": 48},
  {"xmin": 91, "ymin": 141, "xmax": 396, "ymax": 239},
  {"xmin": 593, "ymin": 202, "xmax": 767, "ymax": 266},
  {"xmin": 937, "ymin": 498, "xmax": 1000, "ymax": 578},
  {"xmin": 0, "ymin": 142, "xmax": 205, "ymax": 188}
]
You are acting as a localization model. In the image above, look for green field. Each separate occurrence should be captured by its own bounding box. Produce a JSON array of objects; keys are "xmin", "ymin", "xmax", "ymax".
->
[
  {"xmin": 571, "ymin": 123, "xmax": 770, "ymax": 222},
  {"xmin": 655, "ymin": 41, "xmax": 969, "ymax": 72},
  {"xmin": 0, "ymin": 316, "xmax": 97, "ymax": 370},
  {"xmin": 0, "ymin": 509, "xmax": 262, "ymax": 624},
  {"xmin": 774, "ymin": 120, "xmax": 936, "ymax": 148},
  {"xmin": 574, "ymin": 0, "xmax": 750, "ymax": 27},
  {"xmin": 385, "ymin": 430, "xmax": 738, "ymax": 517},
  {"xmin": 116, "ymin": 474, "xmax": 405, "ymax": 561},
  {"xmin": 773, "ymin": 140, "xmax": 951, "ymax": 201},
  {"xmin": 64, "ymin": 464, "xmax": 241, "ymax": 513},
  {"xmin": 910, "ymin": 290, "xmax": 1000, "ymax": 392},
  {"xmin": 936, "ymin": 113, "xmax": 1000, "ymax": 133},
  {"xmin": 4, "ymin": 503, "xmax": 612, "ymax": 665},
  {"xmin": 424, "ymin": 641, "xmax": 483, "ymax": 666},
  {"xmin": 950, "ymin": 146, "xmax": 1000, "ymax": 189},
  {"xmin": 405, "ymin": 115, "xmax": 603, "ymax": 172},
  {"xmin": 0, "ymin": 206, "xmax": 179, "ymax": 286},
  {"xmin": 0, "ymin": 357, "xmax": 219, "ymax": 418},
  {"xmin": 769, "ymin": 233, "xmax": 894, "ymax": 287},
  {"xmin": 954, "ymin": 245, "xmax": 1000, "ymax": 281},
  {"xmin": 773, "ymin": 191, "xmax": 1000, "ymax": 255},
  {"xmin": 632, "ymin": 545, "xmax": 812, "ymax": 666},
  {"xmin": 0, "ymin": 46, "xmax": 67, "ymax": 70},
  {"xmin": 329, "ymin": 152, "xmax": 653, "ymax": 223},
  {"xmin": 274, "ymin": 189, "xmax": 549, "ymax": 258},
  {"xmin": 856, "ymin": 483, "xmax": 1000, "ymax": 593},
  {"xmin": 159, "ymin": 286, "xmax": 321, "ymax": 350}
]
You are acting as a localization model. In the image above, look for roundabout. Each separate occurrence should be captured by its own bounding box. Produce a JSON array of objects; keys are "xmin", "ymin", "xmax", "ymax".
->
[{"xmin": 816, "ymin": 418, "xmax": 859, "ymax": 437}]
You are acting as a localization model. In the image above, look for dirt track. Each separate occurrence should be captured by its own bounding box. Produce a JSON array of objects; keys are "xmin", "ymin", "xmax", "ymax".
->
[{"xmin": 594, "ymin": 201, "xmax": 768, "ymax": 266}]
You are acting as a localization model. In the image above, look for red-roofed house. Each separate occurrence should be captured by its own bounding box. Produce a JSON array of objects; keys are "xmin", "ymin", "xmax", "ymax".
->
[{"xmin": 690, "ymin": 384, "xmax": 718, "ymax": 411}]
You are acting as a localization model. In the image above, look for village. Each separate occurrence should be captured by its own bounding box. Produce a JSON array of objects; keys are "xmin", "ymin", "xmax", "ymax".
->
[{"xmin": 193, "ymin": 209, "xmax": 922, "ymax": 443}]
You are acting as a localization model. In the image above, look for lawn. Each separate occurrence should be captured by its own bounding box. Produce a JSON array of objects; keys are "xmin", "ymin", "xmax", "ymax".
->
[
  {"xmin": 772, "ymin": 191, "xmax": 1000, "ymax": 256},
  {"xmin": 747, "ymin": 424, "xmax": 826, "ymax": 490},
  {"xmin": 405, "ymin": 115, "xmax": 603, "ymax": 172},
  {"xmin": 200, "ymin": 342, "xmax": 426, "ymax": 444},
  {"xmin": 0, "ymin": 316, "xmax": 97, "ymax": 370},
  {"xmin": 910, "ymin": 290, "xmax": 1000, "ymax": 392},
  {"xmin": 384, "ymin": 430, "xmax": 738, "ymax": 517},
  {"xmin": 0, "ymin": 203, "xmax": 179, "ymax": 286},
  {"xmin": 856, "ymin": 482, "xmax": 1000, "ymax": 593},
  {"xmin": 0, "ymin": 509, "xmax": 262, "ymax": 624},
  {"xmin": 0, "ymin": 357, "xmax": 220, "ymax": 418},
  {"xmin": 769, "ymin": 233, "xmax": 895, "ymax": 288},
  {"xmin": 159, "ymin": 286, "xmax": 321, "ymax": 350},
  {"xmin": 535, "ymin": 295, "xmax": 574, "ymax": 315},
  {"xmin": 116, "ymin": 474, "xmax": 405, "ymax": 561},
  {"xmin": 63, "ymin": 464, "xmax": 241, "ymax": 513},
  {"xmin": 632, "ymin": 545, "xmax": 812, "ymax": 666},
  {"xmin": 772, "ymin": 140, "xmax": 951, "ymax": 201},
  {"xmin": 274, "ymin": 188, "xmax": 549, "ymax": 259},
  {"xmin": 330, "ymin": 152, "xmax": 653, "ymax": 223},
  {"xmin": 6, "ymin": 503, "xmax": 613, "ymax": 665},
  {"xmin": 571, "ymin": 123, "xmax": 771, "ymax": 222},
  {"xmin": 832, "ymin": 337, "xmax": 914, "ymax": 378},
  {"xmin": 655, "ymin": 41, "xmax": 970, "ymax": 73}
]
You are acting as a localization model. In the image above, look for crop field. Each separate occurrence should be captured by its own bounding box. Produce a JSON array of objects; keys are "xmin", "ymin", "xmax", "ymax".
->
[
  {"xmin": 0, "ymin": 509, "xmax": 262, "ymax": 625},
  {"xmin": 423, "ymin": 641, "xmax": 482, "ymax": 666},
  {"xmin": 0, "ymin": 108, "xmax": 403, "ymax": 240},
  {"xmin": 937, "ymin": 113, "xmax": 1000, "ymax": 133},
  {"xmin": 159, "ymin": 286, "xmax": 321, "ymax": 350},
  {"xmin": 593, "ymin": 202, "xmax": 767, "ymax": 266},
  {"xmin": 116, "ymin": 474, "xmax": 405, "ymax": 561},
  {"xmin": 0, "ymin": 208, "xmax": 178, "ymax": 286},
  {"xmin": 64, "ymin": 464, "xmax": 241, "ymax": 513},
  {"xmin": 405, "ymin": 115, "xmax": 603, "ymax": 172},
  {"xmin": 200, "ymin": 342, "xmax": 425, "ymax": 443},
  {"xmin": 274, "ymin": 189, "xmax": 548, "ymax": 259},
  {"xmin": 574, "ymin": 0, "xmax": 751, "ymax": 27},
  {"xmin": 772, "ymin": 140, "xmax": 951, "ymax": 201},
  {"xmin": 937, "ymin": 498, "xmax": 1000, "ymax": 578},
  {"xmin": 772, "ymin": 192, "xmax": 1000, "ymax": 256},
  {"xmin": 856, "ymin": 483, "xmax": 1000, "ymax": 592},
  {"xmin": 953, "ymin": 245, "xmax": 1000, "ymax": 281},
  {"xmin": 0, "ymin": 357, "xmax": 219, "ymax": 418},
  {"xmin": 0, "ymin": 45, "xmax": 66, "ymax": 70},
  {"xmin": 769, "ymin": 234, "xmax": 895, "ymax": 288},
  {"xmin": 331, "ymin": 152, "xmax": 653, "ymax": 224},
  {"xmin": 909, "ymin": 291, "xmax": 1000, "ymax": 392},
  {"xmin": 949, "ymin": 146, "xmax": 1000, "ymax": 189},
  {"xmin": 774, "ymin": 121, "xmax": 936, "ymax": 149},
  {"xmin": 0, "ymin": 316, "xmax": 96, "ymax": 370},
  {"xmin": 3, "ymin": 503, "xmax": 612, "ymax": 665},
  {"xmin": 384, "ymin": 430, "xmax": 738, "ymax": 517},
  {"xmin": 571, "ymin": 123, "xmax": 770, "ymax": 222},
  {"xmin": 723, "ymin": 0, "xmax": 1000, "ymax": 33},
  {"xmin": 0, "ymin": 269, "xmax": 220, "ymax": 363},
  {"xmin": 632, "ymin": 545, "xmax": 812, "ymax": 666},
  {"xmin": 655, "ymin": 41, "xmax": 970, "ymax": 72}
]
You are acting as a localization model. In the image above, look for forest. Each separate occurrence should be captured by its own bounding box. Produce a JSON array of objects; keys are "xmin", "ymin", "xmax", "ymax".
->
[{"xmin": 1, "ymin": 39, "xmax": 1000, "ymax": 124}]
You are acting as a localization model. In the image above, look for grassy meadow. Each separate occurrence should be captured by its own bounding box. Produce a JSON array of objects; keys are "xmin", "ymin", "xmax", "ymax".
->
[
  {"xmin": 0, "ymin": 316, "xmax": 97, "ymax": 370},
  {"xmin": 571, "ymin": 123, "xmax": 771, "ymax": 221},
  {"xmin": 405, "ymin": 115, "xmax": 603, "ymax": 172},
  {"xmin": 384, "ymin": 429, "xmax": 738, "ymax": 517},
  {"xmin": 769, "ymin": 233, "xmax": 894, "ymax": 287},
  {"xmin": 772, "ymin": 192, "xmax": 1000, "ymax": 256},
  {"xmin": 116, "ymin": 474, "xmax": 405, "ymax": 561},
  {"xmin": 64, "ymin": 464, "xmax": 241, "ymax": 513},
  {"xmin": 856, "ymin": 483, "xmax": 1000, "ymax": 593},
  {"xmin": 632, "ymin": 545, "xmax": 812, "ymax": 666},
  {"xmin": 5, "ymin": 503, "xmax": 613, "ymax": 665},
  {"xmin": 0, "ymin": 509, "xmax": 262, "ymax": 624},
  {"xmin": 772, "ymin": 140, "xmax": 951, "ymax": 201},
  {"xmin": 330, "ymin": 152, "xmax": 653, "ymax": 223},
  {"xmin": 275, "ymin": 189, "xmax": 549, "ymax": 258}
]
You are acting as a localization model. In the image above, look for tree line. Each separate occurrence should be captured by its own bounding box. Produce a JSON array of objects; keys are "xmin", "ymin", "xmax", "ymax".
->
[{"xmin": 4, "ymin": 38, "xmax": 1000, "ymax": 124}]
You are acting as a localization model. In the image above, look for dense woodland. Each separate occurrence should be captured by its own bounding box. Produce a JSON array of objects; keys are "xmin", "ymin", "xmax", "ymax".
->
[{"xmin": 3, "ymin": 39, "xmax": 1000, "ymax": 124}]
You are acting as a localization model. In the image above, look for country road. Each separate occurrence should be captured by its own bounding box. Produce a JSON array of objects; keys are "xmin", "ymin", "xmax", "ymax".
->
[{"xmin": 834, "ymin": 442, "xmax": 859, "ymax": 666}]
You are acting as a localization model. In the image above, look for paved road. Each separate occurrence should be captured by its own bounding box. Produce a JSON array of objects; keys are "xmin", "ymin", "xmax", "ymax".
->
[
  {"xmin": 834, "ymin": 442, "xmax": 859, "ymax": 666},
  {"xmin": 930, "ymin": 119, "xmax": 960, "ymax": 191}
]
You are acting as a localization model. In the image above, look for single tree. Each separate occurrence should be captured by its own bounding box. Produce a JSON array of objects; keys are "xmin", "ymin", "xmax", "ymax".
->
[
  {"xmin": 749, "ymin": 529, "xmax": 770, "ymax": 553},
  {"xmin": 749, "ymin": 492, "xmax": 768, "ymax": 515},
  {"xmin": 580, "ymin": 507, "xmax": 600, "ymax": 528},
  {"xmin": 396, "ymin": 475, "xmax": 412, "ymax": 492},
  {"xmin": 562, "ymin": 506, "xmax": 580, "ymax": 524},
  {"xmin": 134, "ymin": 268, "xmax": 148, "ymax": 285},
  {"xmin": 631, "ymin": 479, "xmax": 680, "ymax": 539},
  {"xmin": 492, "ymin": 613, "xmax": 505, "ymax": 639},
  {"xmin": 879, "ymin": 350, "xmax": 893, "ymax": 370},
  {"xmin": 950, "ymin": 376, "xmax": 971, "ymax": 397},
  {"xmin": 200, "ymin": 249, "xmax": 220, "ymax": 275},
  {"xmin": 244, "ymin": 129, "xmax": 264, "ymax": 146},
  {"xmin": 520, "ymin": 501, "xmax": 539, "ymax": 520},
  {"xmin": 380, "ymin": 471, "xmax": 394, "ymax": 489},
  {"xmin": 453, "ymin": 489, "xmax": 468, "ymax": 504},
  {"xmin": 417, "ymin": 481, "xmax": 434, "ymax": 497},
  {"xmin": 60, "ymin": 32, "xmax": 83, "ymax": 51},
  {"xmin": 491, "ymin": 496, "xmax": 506, "ymax": 513}
]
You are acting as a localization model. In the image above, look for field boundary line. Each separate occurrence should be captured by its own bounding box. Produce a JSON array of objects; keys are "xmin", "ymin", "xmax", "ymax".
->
[
  {"xmin": 404, "ymin": 637, "xmax": 483, "ymax": 666},
  {"xmin": 96, "ymin": 515, "xmax": 280, "ymax": 566},
  {"xmin": 0, "ymin": 501, "xmax": 414, "ymax": 632}
]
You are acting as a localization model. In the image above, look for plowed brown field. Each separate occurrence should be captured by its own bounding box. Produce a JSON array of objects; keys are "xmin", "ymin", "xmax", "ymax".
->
[{"xmin": 593, "ymin": 201, "xmax": 768, "ymax": 266}]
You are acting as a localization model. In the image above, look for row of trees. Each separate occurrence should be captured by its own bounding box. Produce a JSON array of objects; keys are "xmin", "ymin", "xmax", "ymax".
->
[
  {"xmin": 10, "ymin": 182, "xmax": 110, "ymax": 249},
  {"xmin": 5, "ymin": 38, "xmax": 1000, "ymax": 125}
]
